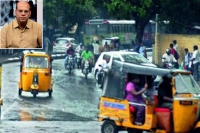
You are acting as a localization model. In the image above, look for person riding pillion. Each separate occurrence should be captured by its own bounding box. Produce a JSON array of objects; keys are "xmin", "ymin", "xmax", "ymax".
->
[
  {"xmin": 81, "ymin": 46, "xmax": 93, "ymax": 73},
  {"xmin": 75, "ymin": 43, "xmax": 84, "ymax": 53}
]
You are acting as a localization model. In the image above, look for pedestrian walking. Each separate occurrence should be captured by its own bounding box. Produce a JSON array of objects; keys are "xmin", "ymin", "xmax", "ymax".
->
[
  {"xmin": 169, "ymin": 43, "xmax": 179, "ymax": 61},
  {"xmin": 190, "ymin": 45, "xmax": 200, "ymax": 81},
  {"xmin": 183, "ymin": 48, "xmax": 192, "ymax": 71},
  {"xmin": 172, "ymin": 40, "xmax": 179, "ymax": 54},
  {"xmin": 92, "ymin": 40, "xmax": 100, "ymax": 64},
  {"xmin": 139, "ymin": 42, "xmax": 147, "ymax": 58},
  {"xmin": 43, "ymin": 30, "xmax": 53, "ymax": 56},
  {"xmin": 169, "ymin": 43, "xmax": 179, "ymax": 68},
  {"xmin": 104, "ymin": 42, "xmax": 110, "ymax": 52}
]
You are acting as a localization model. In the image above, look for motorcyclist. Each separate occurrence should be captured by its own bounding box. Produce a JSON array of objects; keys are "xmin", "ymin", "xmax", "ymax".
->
[
  {"xmin": 162, "ymin": 48, "xmax": 178, "ymax": 68},
  {"xmin": 97, "ymin": 55, "xmax": 110, "ymax": 87},
  {"xmin": 81, "ymin": 46, "xmax": 93, "ymax": 73},
  {"xmin": 75, "ymin": 43, "xmax": 85, "ymax": 53},
  {"xmin": 29, "ymin": 58, "xmax": 40, "ymax": 68},
  {"xmin": 98, "ymin": 55, "xmax": 110, "ymax": 71},
  {"xmin": 64, "ymin": 45, "xmax": 75, "ymax": 69},
  {"xmin": 75, "ymin": 43, "xmax": 84, "ymax": 69}
]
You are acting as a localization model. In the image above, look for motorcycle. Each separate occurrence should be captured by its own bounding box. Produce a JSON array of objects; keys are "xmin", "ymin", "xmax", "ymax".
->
[
  {"xmin": 75, "ymin": 52, "xmax": 82, "ymax": 69},
  {"xmin": 83, "ymin": 59, "xmax": 90, "ymax": 79},
  {"xmin": 97, "ymin": 65, "xmax": 106, "ymax": 89},
  {"xmin": 162, "ymin": 57, "xmax": 177, "ymax": 69},
  {"xmin": 164, "ymin": 62, "xmax": 175, "ymax": 69},
  {"xmin": 64, "ymin": 55, "xmax": 74, "ymax": 74}
]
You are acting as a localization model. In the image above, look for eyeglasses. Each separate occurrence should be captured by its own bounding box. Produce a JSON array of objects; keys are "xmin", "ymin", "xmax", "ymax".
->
[{"xmin": 17, "ymin": 10, "xmax": 30, "ymax": 14}]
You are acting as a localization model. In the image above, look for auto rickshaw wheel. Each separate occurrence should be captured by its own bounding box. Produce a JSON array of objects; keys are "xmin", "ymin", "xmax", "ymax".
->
[
  {"xmin": 32, "ymin": 90, "xmax": 37, "ymax": 98},
  {"xmin": 48, "ymin": 89, "xmax": 52, "ymax": 97},
  {"xmin": 192, "ymin": 128, "xmax": 200, "ymax": 133},
  {"xmin": 18, "ymin": 89, "xmax": 22, "ymax": 96},
  {"xmin": 101, "ymin": 120, "xmax": 118, "ymax": 133}
]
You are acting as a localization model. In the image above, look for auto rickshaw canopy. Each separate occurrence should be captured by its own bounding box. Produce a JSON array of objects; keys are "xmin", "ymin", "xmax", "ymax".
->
[
  {"xmin": 21, "ymin": 51, "xmax": 52, "ymax": 67},
  {"xmin": 102, "ymin": 60, "xmax": 192, "ymax": 99}
]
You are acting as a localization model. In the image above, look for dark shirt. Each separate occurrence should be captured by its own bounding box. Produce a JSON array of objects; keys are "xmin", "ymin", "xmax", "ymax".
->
[
  {"xmin": 66, "ymin": 48, "xmax": 75, "ymax": 56},
  {"xmin": 158, "ymin": 81, "xmax": 172, "ymax": 106}
]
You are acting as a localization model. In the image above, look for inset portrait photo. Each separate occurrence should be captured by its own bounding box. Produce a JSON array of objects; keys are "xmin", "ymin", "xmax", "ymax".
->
[{"xmin": 0, "ymin": 0, "xmax": 43, "ymax": 49}]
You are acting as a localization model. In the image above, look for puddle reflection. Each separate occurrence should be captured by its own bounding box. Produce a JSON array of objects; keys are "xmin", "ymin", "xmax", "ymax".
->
[{"xmin": 20, "ymin": 109, "xmax": 45, "ymax": 121}]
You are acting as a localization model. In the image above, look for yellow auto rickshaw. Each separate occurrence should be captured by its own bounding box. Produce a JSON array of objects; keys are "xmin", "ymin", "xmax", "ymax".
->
[
  {"xmin": 18, "ymin": 51, "xmax": 53, "ymax": 98},
  {"xmin": 98, "ymin": 60, "xmax": 200, "ymax": 133}
]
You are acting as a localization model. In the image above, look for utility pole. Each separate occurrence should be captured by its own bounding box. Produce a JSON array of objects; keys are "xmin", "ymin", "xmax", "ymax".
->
[{"xmin": 155, "ymin": 14, "xmax": 158, "ymax": 34}]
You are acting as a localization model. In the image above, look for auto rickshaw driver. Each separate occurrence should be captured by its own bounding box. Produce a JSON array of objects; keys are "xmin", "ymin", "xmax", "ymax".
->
[
  {"xmin": 29, "ymin": 58, "xmax": 40, "ymax": 68},
  {"xmin": 157, "ymin": 76, "xmax": 173, "ymax": 109},
  {"xmin": 125, "ymin": 74, "xmax": 148, "ymax": 126}
]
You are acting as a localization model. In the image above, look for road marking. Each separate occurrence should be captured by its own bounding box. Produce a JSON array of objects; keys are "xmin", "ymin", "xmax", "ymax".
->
[{"xmin": 2, "ymin": 101, "xmax": 18, "ymax": 120}]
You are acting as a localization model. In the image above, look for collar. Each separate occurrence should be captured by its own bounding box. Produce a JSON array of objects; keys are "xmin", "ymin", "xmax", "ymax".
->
[{"xmin": 13, "ymin": 18, "xmax": 31, "ymax": 29}]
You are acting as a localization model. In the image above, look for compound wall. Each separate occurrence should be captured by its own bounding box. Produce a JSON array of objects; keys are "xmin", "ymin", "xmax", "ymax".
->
[{"xmin": 153, "ymin": 34, "xmax": 200, "ymax": 67}]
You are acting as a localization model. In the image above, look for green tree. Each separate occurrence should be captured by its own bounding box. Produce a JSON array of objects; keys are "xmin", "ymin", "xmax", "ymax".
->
[
  {"xmin": 43, "ymin": 0, "xmax": 97, "ymax": 39},
  {"xmin": 159, "ymin": 0, "xmax": 200, "ymax": 34},
  {"xmin": 43, "ymin": 0, "xmax": 59, "ymax": 28},
  {"xmin": 43, "ymin": 0, "xmax": 200, "ymax": 43},
  {"xmin": 62, "ymin": 0, "xmax": 97, "ymax": 38}
]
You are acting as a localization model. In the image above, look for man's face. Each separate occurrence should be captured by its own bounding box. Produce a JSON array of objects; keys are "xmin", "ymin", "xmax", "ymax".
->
[{"xmin": 15, "ymin": 2, "xmax": 31, "ymax": 24}]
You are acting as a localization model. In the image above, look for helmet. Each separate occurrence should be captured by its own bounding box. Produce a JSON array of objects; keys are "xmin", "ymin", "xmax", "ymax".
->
[
  {"xmin": 166, "ymin": 48, "xmax": 171, "ymax": 55},
  {"xmin": 166, "ymin": 48, "xmax": 170, "ymax": 53}
]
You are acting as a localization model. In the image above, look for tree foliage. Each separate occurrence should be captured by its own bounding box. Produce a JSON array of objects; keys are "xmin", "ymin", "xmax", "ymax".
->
[
  {"xmin": 93, "ymin": 0, "xmax": 200, "ymax": 43},
  {"xmin": 93, "ymin": 0, "xmax": 161, "ymax": 44},
  {"xmin": 159, "ymin": 0, "xmax": 200, "ymax": 34},
  {"xmin": 43, "ymin": 0, "xmax": 97, "ymax": 37},
  {"xmin": 43, "ymin": 0, "xmax": 200, "ymax": 43}
]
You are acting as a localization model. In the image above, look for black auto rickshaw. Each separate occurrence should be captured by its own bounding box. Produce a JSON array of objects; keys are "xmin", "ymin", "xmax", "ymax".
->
[
  {"xmin": 18, "ymin": 51, "xmax": 53, "ymax": 98},
  {"xmin": 98, "ymin": 60, "xmax": 200, "ymax": 133}
]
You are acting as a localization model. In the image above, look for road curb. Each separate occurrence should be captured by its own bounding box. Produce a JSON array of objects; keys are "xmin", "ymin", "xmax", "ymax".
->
[
  {"xmin": 1, "ymin": 49, "xmax": 153, "ymax": 64},
  {"xmin": 1, "ymin": 54, "xmax": 66, "ymax": 64}
]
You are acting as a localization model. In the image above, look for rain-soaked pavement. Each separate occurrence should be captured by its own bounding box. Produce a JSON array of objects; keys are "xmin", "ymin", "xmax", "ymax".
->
[{"xmin": 0, "ymin": 59, "xmax": 104, "ymax": 133}]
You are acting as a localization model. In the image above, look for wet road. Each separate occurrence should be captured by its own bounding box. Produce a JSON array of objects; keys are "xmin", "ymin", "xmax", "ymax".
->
[
  {"xmin": 0, "ymin": 59, "xmax": 103, "ymax": 133},
  {"xmin": 0, "ymin": 52, "xmax": 154, "ymax": 133}
]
